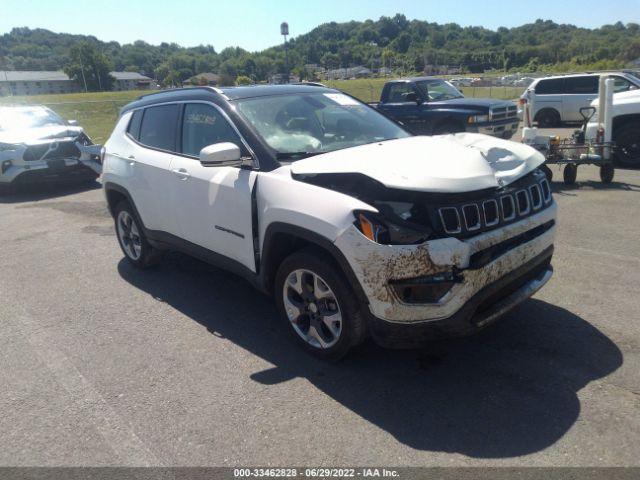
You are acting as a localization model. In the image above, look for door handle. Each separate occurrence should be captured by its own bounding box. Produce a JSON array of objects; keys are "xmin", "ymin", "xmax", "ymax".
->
[{"xmin": 172, "ymin": 168, "xmax": 191, "ymax": 179}]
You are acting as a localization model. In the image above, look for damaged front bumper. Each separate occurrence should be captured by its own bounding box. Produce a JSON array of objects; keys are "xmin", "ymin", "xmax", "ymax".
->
[
  {"xmin": 0, "ymin": 142, "xmax": 102, "ymax": 184},
  {"xmin": 334, "ymin": 203, "xmax": 556, "ymax": 347}
]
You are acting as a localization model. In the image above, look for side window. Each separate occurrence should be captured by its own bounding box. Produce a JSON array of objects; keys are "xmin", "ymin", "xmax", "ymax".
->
[
  {"xmin": 127, "ymin": 110, "xmax": 143, "ymax": 140},
  {"xmin": 535, "ymin": 78, "xmax": 564, "ymax": 94},
  {"xmin": 612, "ymin": 77, "xmax": 638, "ymax": 93},
  {"xmin": 565, "ymin": 76, "xmax": 598, "ymax": 94},
  {"xmin": 181, "ymin": 103, "xmax": 242, "ymax": 157},
  {"xmin": 138, "ymin": 104, "xmax": 179, "ymax": 152},
  {"xmin": 387, "ymin": 83, "xmax": 414, "ymax": 103}
]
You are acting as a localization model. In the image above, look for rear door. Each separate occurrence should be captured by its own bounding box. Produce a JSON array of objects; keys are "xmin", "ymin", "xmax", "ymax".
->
[
  {"xmin": 169, "ymin": 102, "xmax": 258, "ymax": 271},
  {"xmin": 563, "ymin": 76, "xmax": 598, "ymax": 122},
  {"xmin": 122, "ymin": 104, "xmax": 181, "ymax": 235},
  {"xmin": 533, "ymin": 78, "xmax": 564, "ymax": 120}
]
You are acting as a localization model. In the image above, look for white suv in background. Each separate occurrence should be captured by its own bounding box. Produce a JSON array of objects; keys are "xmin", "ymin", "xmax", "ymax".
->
[
  {"xmin": 102, "ymin": 85, "xmax": 556, "ymax": 360},
  {"xmin": 521, "ymin": 72, "xmax": 640, "ymax": 127}
]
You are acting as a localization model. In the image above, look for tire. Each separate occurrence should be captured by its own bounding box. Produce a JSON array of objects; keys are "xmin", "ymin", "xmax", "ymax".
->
[
  {"xmin": 541, "ymin": 164, "xmax": 553, "ymax": 182},
  {"xmin": 535, "ymin": 109, "xmax": 560, "ymax": 128},
  {"xmin": 599, "ymin": 163, "xmax": 614, "ymax": 184},
  {"xmin": 274, "ymin": 248, "xmax": 366, "ymax": 361},
  {"xmin": 563, "ymin": 163, "xmax": 577, "ymax": 185},
  {"xmin": 433, "ymin": 122, "xmax": 464, "ymax": 135},
  {"xmin": 114, "ymin": 200, "xmax": 162, "ymax": 268},
  {"xmin": 613, "ymin": 123, "xmax": 640, "ymax": 168}
]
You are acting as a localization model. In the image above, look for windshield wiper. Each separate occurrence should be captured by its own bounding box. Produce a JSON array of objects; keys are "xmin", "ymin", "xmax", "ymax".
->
[{"xmin": 276, "ymin": 151, "xmax": 323, "ymax": 160}]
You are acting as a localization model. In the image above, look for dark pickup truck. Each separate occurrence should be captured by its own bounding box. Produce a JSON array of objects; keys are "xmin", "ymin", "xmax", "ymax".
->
[{"xmin": 371, "ymin": 77, "xmax": 520, "ymax": 139}]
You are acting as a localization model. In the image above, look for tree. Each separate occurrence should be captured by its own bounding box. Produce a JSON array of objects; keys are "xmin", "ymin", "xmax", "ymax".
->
[{"xmin": 64, "ymin": 41, "xmax": 114, "ymax": 92}]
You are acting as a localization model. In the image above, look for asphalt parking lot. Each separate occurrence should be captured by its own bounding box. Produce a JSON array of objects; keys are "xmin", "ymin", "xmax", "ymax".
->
[{"xmin": 1, "ymin": 142, "xmax": 639, "ymax": 467}]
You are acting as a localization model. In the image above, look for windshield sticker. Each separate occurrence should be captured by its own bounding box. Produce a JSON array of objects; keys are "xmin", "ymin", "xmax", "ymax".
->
[{"xmin": 323, "ymin": 93, "xmax": 360, "ymax": 106}]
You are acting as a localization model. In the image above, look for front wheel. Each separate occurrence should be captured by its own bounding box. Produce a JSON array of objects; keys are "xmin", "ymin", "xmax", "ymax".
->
[
  {"xmin": 274, "ymin": 248, "xmax": 365, "ymax": 361},
  {"xmin": 613, "ymin": 123, "xmax": 640, "ymax": 168},
  {"xmin": 563, "ymin": 164, "xmax": 577, "ymax": 185},
  {"xmin": 600, "ymin": 163, "xmax": 614, "ymax": 184}
]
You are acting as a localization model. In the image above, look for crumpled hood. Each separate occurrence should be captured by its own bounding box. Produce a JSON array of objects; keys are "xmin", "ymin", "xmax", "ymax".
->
[
  {"xmin": 0, "ymin": 125, "xmax": 84, "ymax": 145},
  {"xmin": 290, "ymin": 133, "xmax": 545, "ymax": 193}
]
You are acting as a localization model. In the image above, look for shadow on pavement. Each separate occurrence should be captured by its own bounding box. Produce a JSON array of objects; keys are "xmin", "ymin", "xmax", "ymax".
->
[
  {"xmin": 0, "ymin": 178, "xmax": 101, "ymax": 204},
  {"xmin": 118, "ymin": 252, "xmax": 622, "ymax": 459}
]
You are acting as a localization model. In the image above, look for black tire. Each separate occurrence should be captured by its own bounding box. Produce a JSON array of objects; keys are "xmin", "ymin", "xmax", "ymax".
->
[
  {"xmin": 541, "ymin": 164, "xmax": 553, "ymax": 182},
  {"xmin": 563, "ymin": 163, "xmax": 577, "ymax": 185},
  {"xmin": 599, "ymin": 163, "xmax": 615, "ymax": 184},
  {"xmin": 433, "ymin": 122, "xmax": 464, "ymax": 135},
  {"xmin": 113, "ymin": 200, "xmax": 162, "ymax": 268},
  {"xmin": 535, "ymin": 109, "xmax": 560, "ymax": 128},
  {"xmin": 613, "ymin": 123, "xmax": 640, "ymax": 168},
  {"xmin": 274, "ymin": 248, "xmax": 366, "ymax": 361}
]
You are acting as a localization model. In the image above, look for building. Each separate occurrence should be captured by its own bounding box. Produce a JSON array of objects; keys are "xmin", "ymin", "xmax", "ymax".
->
[
  {"xmin": 0, "ymin": 71, "xmax": 80, "ymax": 96},
  {"xmin": 0, "ymin": 70, "xmax": 154, "ymax": 96},
  {"xmin": 325, "ymin": 66, "xmax": 372, "ymax": 80},
  {"xmin": 110, "ymin": 72, "xmax": 154, "ymax": 91}
]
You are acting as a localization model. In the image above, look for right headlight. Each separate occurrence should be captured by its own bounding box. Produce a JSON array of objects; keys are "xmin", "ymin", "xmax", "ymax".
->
[{"xmin": 354, "ymin": 206, "xmax": 432, "ymax": 245}]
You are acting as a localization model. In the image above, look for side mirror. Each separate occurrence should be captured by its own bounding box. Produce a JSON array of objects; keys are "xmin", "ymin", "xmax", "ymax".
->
[
  {"xmin": 67, "ymin": 119, "xmax": 79, "ymax": 126},
  {"xmin": 199, "ymin": 142, "xmax": 242, "ymax": 167}
]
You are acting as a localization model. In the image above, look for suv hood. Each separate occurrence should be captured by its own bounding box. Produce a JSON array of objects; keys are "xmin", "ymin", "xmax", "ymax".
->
[
  {"xmin": 0, "ymin": 125, "xmax": 84, "ymax": 145},
  {"xmin": 290, "ymin": 134, "xmax": 544, "ymax": 193}
]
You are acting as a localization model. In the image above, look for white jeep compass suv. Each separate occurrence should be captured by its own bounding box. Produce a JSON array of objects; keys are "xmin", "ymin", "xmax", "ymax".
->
[{"xmin": 103, "ymin": 85, "xmax": 556, "ymax": 360}]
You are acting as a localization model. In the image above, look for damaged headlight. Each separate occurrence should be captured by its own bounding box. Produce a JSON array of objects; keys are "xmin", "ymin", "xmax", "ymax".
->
[{"xmin": 355, "ymin": 202, "xmax": 432, "ymax": 245}]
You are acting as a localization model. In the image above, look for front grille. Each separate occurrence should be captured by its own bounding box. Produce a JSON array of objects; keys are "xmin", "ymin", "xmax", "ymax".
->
[
  {"xmin": 436, "ymin": 170, "xmax": 552, "ymax": 238},
  {"xmin": 489, "ymin": 104, "xmax": 518, "ymax": 121},
  {"xmin": 23, "ymin": 141, "xmax": 80, "ymax": 162}
]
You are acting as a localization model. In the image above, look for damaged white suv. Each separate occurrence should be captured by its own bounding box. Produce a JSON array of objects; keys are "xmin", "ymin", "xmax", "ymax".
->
[{"xmin": 103, "ymin": 85, "xmax": 556, "ymax": 360}]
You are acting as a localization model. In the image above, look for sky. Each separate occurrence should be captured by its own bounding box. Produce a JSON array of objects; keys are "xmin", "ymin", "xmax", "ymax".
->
[{"xmin": 1, "ymin": 0, "xmax": 638, "ymax": 52}]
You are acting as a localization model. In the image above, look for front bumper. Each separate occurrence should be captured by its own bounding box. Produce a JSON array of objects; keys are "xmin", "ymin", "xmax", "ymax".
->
[
  {"xmin": 334, "ymin": 202, "xmax": 556, "ymax": 345},
  {"xmin": 0, "ymin": 143, "xmax": 102, "ymax": 184},
  {"xmin": 469, "ymin": 118, "xmax": 520, "ymax": 139}
]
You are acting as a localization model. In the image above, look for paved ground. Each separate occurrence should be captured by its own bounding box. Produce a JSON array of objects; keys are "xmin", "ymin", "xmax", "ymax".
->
[{"xmin": 1, "ymin": 154, "xmax": 639, "ymax": 467}]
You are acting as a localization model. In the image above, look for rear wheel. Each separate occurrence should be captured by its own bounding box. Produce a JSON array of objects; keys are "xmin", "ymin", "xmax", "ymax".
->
[
  {"xmin": 274, "ymin": 248, "xmax": 365, "ymax": 361},
  {"xmin": 613, "ymin": 123, "xmax": 640, "ymax": 168},
  {"xmin": 563, "ymin": 164, "xmax": 577, "ymax": 185},
  {"xmin": 535, "ymin": 109, "xmax": 560, "ymax": 128},
  {"xmin": 599, "ymin": 163, "xmax": 614, "ymax": 184},
  {"xmin": 541, "ymin": 164, "xmax": 553, "ymax": 182},
  {"xmin": 114, "ymin": 200, "xmax": 161, "ymax": 268}
]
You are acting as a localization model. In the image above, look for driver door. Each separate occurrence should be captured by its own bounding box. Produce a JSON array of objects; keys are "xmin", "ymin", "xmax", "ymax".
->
[{"xmin": 169, "ymin": 102, "xmax": 258, "ymax": 272}]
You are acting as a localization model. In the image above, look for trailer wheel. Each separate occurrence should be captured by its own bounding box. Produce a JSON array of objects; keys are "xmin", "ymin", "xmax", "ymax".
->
[
  {"xmin": 599, "ymin": 164, "xmax": 614, "ymax": 184},
  {"xmin": 541, "ymin": 164, "xmax": 553, "ymax": 182},
  {"xmin": 563, "ymin": 164, "xmax": 577, "ymax": 185}
]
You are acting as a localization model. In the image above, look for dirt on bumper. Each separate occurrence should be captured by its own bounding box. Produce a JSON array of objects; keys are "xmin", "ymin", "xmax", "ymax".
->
[{"xmin": 334, "ymin": 202, "xmax": 557, "ymax": 324}]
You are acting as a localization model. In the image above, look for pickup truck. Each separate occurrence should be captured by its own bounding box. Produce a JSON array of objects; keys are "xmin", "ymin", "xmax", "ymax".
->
[{"xmin": 371, "ymin": 77, "xmax": 520, "ymax": 139}]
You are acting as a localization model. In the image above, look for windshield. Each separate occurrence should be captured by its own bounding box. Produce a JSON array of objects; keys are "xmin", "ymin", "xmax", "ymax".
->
[
  {"xmin": 0, "ymin": 106, "xmax": 66, "ymax": 131},
  {"xmin": 415, "ymin": 79, "xmax": 464, "ymax": 101},
  {"xmin": 234, "ymin": 92, "xmax": 410, "ymax": 160}
]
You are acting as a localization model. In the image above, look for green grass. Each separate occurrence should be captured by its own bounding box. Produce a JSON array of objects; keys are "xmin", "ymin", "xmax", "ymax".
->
[
  {"xmin": 0, "ymin": 82, "xmax": 525, "ymax": 144},
  {"xmin": 0, "ymin": 90, "xmax": 149, "ymax": 144}
]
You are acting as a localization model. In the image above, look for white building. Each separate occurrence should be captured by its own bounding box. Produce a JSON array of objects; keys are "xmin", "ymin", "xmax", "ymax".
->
[{"xmin": 0, "ymin": 70, "xmax": 154, "ymax": 96}]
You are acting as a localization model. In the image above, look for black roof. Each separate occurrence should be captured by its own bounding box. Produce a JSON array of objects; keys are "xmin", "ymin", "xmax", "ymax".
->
[{"xmin": 121, "ymin": 84, "xmax": 337, "ymax": 114}]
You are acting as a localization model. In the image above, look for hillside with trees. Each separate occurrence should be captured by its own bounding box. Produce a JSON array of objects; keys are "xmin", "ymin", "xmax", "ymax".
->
[{"xmin": 1, "ymin": 16, "xmax": 639, "ymax": 87}]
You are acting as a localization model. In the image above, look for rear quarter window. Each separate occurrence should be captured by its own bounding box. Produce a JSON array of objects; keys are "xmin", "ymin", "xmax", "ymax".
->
[
  {"xmin": 127, "ymin": 110, "xmax": 143, "ymax": 140},
  {"xmin": 565, "ymin": 76, "xmax": 598, "ymax": 94},
  {"xmin": 138, "ymin": 104, "xmax": 179, "ymax": 152},
  {"xmin": 534, "ymin": 78, "xmax": 565, "ymax": 94}
]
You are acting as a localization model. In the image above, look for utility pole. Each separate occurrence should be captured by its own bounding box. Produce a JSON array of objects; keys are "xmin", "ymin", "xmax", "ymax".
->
[
  {"xmin": 281, "ymin": 22, "xmax": 289, "ymax": 84},
  {"xmin": 79, "ymin": 55, "xmax": 88, "ymax": 93}
]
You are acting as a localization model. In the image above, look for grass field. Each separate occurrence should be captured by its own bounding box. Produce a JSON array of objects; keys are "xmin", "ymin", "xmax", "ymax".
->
[{"xmin": 0, "ymin": 81, "xmax": 524, "ymax": 144}]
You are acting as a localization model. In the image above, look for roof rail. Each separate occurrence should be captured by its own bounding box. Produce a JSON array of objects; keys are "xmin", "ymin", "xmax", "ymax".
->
[{"xmin": 136, "ymin": 86, "xmax": 221, "ymax": 100}]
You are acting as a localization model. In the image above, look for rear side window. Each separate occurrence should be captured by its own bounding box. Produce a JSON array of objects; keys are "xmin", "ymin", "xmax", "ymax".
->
[
  {"xmin": 127, "ymin": 110, "xmax": 143, "ymax": 140},
  {"xmin": 565, "ymin": 76, "xmax": 598, "ymax": 94},
  {"xmin": 386, "ymin": 83, "xmax": 415, "ymax": 103},
  {"xmin": 138, "ymin": 104, "xmax": 179, "ymax": 152},
  {"xmin": 535, "ymin": 78, "xmax": 564, "ymax": 94},
  {"xmin": 181, "ymin": 103, "xmax": 242, "ymax": 157}
]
